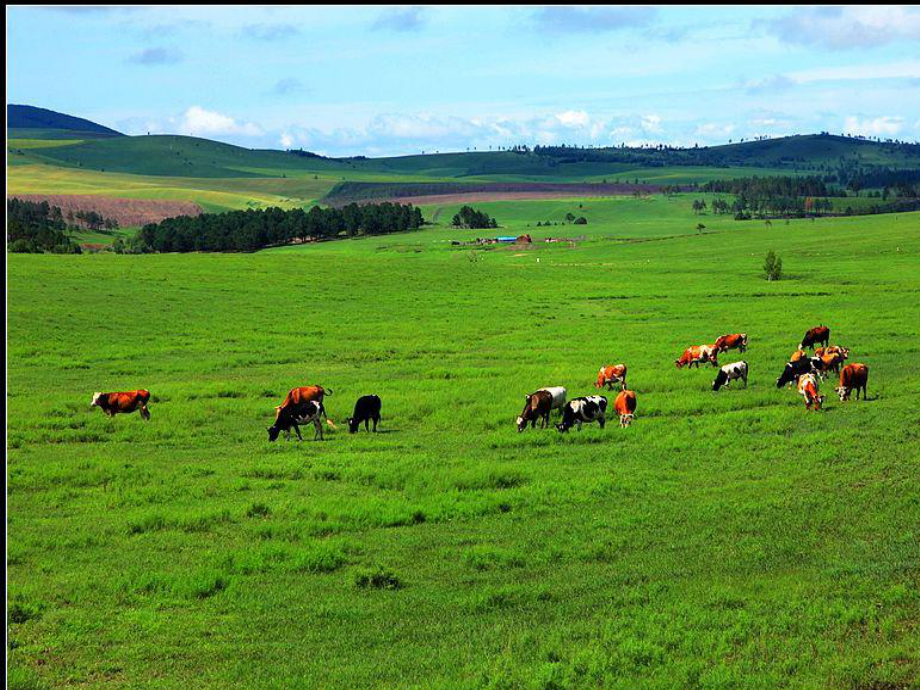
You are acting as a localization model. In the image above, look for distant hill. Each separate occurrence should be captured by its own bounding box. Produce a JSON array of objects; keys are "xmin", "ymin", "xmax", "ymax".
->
[
  {"xmin": 7, "ymin": 107, "xmax": 920, "ymax": 193},
  {"xmin": 8, "ymin": 104, "xmax": 122, "ymax": 137}
]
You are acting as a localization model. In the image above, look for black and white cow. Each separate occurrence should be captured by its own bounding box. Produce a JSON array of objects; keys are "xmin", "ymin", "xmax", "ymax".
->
[
  {"xmin": 347, "ymin": 395, "xmax": 382, "ymax": 433},
  {"xmin": 556, "ymin": 395, "xmax": 607, "ymax": 432},
  {"xmin": 712, "ymin": 361, "xmax": 748, "ymax": 391},
  {"xmin": 268, "ymin": 400, "xmax": 324, "ymax": 441}
]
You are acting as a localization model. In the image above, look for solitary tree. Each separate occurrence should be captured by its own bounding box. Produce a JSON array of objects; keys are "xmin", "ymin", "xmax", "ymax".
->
[{"xmin": 764, "ymin": 250, "xmax": 783, "ymax": 281}]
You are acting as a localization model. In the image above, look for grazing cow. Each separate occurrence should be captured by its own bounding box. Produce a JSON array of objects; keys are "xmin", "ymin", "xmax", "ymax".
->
[
  {"xmin": 595, "ymin": 364, "xmax": 627, "ymax": 390},
  {"xmin": 91, "ymin": 390, "xmax": 151, "ymax": 420},
  {"xmin": 675, "ymin": 344, "xmax": 718, "ymax": 369},
  {"xmin": 537, "ymin": 386, "xmax": 567, "ymax": 411},
  {"xmin": 811, "ymin": 352, "xmax": 844, "ymax": 380},
  {"xmin": 613, "ymin": 389, "xmax": 637, "ymax": 427},
  {"xmin": 712, "ymin": 361, "xmax": 749, "ymax": 391},
  {"xmin": 557, "ymin": 395, "xmax": 607, "ymax": 432},
  {"xmin": 268, "ymin": 400, "xmax": 324, "ymax": 441},
  {"xmin": 275, "ymin": 385, "xmax": 332, "ymax": 421},
  {"xmin": 790, "ymin": 349, "xmax": 809, "ymax": 364},
  {"xmin": 776, "ymin": 357, "xmax": 816, "ymax": 388},
  {"xmin": 800, "ymin": 325, "xmax": 830, "ymax": 351},
  {"xmin": 815, "ymin": 345, "xmax": 849, "ymax": 361},
  {"xmin": 836, "ymin": 363, "xmax": 869, "ymax": 401},
  {"xmin": 714, "ymin": 333, "xmax": 748, "ymax": 354},
  {"xmin": 347, "ymin": 395, "xmax": 382, "ymax": 433},
  {"xmin": 517, "ymin": 389, "xmax": 554, "ymax": 432},
  {"xmin": 796, "ymin": 373, "xmax": 825, "ymax": 411}
]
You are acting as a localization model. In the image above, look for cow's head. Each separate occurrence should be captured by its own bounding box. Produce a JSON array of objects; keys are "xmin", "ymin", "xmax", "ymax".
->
[
  {"xmin": 835, "ymin": 386, "xmax": 850, "ymax": 402},
  {"xmin": 620, "ymin": 413, "xmax": 634, "ymax": 428},
  {"xmin": 712, "ymin": 371, "xmax": 727, "ymax": 391},
  {"xmin": 267, "ymin": 425, "xmax": 282, "ymax": 442},
  {"xmin": 517, "ymin": 395, "xmax": 533, "ymax": 432},
  {"xmin": 813, "ymin": 394, "xmax": 826, "ymax": 410},
  {"xmin": 675, "ymin": 359, "xmax": 685, "ymax": 369},
  {"xmin": 90, "ymin": 392, "xmax": 104, "ymax": 407},
  {"xmin": 346, "ymin": 417, "xmax": 360, "ymax": 434}
]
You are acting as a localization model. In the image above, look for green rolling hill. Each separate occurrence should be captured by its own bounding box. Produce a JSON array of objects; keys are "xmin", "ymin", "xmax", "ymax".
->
[{"xmin": 8, "ymin": 105, "xmax": 920, "ymax": 215}]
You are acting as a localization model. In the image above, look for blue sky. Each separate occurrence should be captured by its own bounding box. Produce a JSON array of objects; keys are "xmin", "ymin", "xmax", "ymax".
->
[{"xmin": 8, "ymin": 5, "xmax": 920, "ymax": 156}]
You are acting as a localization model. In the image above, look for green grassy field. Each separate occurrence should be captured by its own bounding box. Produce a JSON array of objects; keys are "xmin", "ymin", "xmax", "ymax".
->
[{"xmin": 8, "ymin": 193, "xmax": 920, "ymax": 689}]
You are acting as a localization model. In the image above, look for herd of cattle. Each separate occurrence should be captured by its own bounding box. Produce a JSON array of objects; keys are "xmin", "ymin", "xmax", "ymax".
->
[{"xmin": 88, "ymin": 325, "xmax": 870, "ymax": 437}]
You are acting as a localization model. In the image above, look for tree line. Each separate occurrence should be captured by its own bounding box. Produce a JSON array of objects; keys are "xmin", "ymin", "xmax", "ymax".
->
[
  {"xmin": 132, "ymin": 202, "xmax": 425, "ymax": 253},
  {"xmin": 7, "ymin": 199, "xmax": 83, "ymax": 253}
]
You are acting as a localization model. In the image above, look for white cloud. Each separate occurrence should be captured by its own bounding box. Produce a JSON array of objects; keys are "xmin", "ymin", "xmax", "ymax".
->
[
  {"xmin": 641, "ymin": 115, "xmax": 663, "ymax": 133},
  {"xmin": 843, "ymin": 115, "xmax": 904, "ymax": 136},
  {"xmin": 744, "ymin": 74, "xmax": 795, "ymax": 95},
  {"xmin": 790, "ymin": 59, "xmax": 920, "ymax": 83},
  {"xmin": 179, "ymin": 106, "xmax": 263, "ymax": 137},
  {"xmin": 280, "ymin": 132, "xmax": 294, "ymax": 148},
  {"xmin": 555, "ymin": 110, "xmax": 590, "ymax": 127},
  {"xmin": 769, "ymin": 6, "xmax": 920, "ymax": 50},
  {"xmin": 695, "ymin": 122, "xmax": 736, "ymax": 139}
]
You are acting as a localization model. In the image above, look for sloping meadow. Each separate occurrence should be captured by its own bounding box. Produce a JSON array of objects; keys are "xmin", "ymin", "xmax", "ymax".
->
[{"xmin": 7, "ymin": 201, "xmax": 920, "ymax": 688}]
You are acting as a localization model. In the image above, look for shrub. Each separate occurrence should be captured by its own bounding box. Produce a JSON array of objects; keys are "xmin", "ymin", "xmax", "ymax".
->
[
  {"xmin": 764, "ymin": 250, "xmax": 783, "ymax": 281},
  {"xmin": 8, "ymin": 239, "xmax": 37, "ymax": 253},
  {"xmin": 246, "ymin": 502, "xmax": 272, "ymax": 518},
  {"xmin": 573, "ymin": 217, "xmax": 588, "ymax": 225},
  {"xmin": 354, "ymin": 566, "xmax": 402, "ymax": 590}
]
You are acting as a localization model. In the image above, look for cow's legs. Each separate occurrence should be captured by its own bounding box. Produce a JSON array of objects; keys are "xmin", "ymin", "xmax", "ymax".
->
[
  {"xmin": 140, "ymin": 405, "xmax": 151, "ymax": 421},
  {"xmin": 313, "ymin": 417, "xmax": 324, "ymax": 440},
  {"xmin": 598, "ymin": 415, "xmax": 606, "ymax": 429},
  {"xmin": 293, "ymin": 424, "xmax": 304, "ymax": 441},
  {"xmin": 365, "ymin": 418, "xmax": 370, "ymax": 432}
]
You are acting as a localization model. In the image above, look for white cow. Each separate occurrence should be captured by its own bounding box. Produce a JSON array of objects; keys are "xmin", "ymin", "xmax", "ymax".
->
[
  {"xmin": 537, "ymin": 386, "xmax": 567, "ymax": 411},
  {"xmin": 712, "ymin": 361, "xmax": 748, "ymax": 391}
]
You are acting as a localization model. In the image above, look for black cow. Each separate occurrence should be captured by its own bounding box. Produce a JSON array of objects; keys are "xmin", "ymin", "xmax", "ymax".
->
[
  {"xmin": 775, "ymin": 357, "xmax": 816, "ymax": 388},
  {"xmin": 268, "ymin": 400, "xmax": 324, "ymax": 441},
  {"xmin": 347, "ymin": 395, "xmax": 382, "ymax": 433}
]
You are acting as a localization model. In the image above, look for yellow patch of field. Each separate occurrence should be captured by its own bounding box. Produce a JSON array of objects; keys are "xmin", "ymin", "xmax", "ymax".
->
[
  {"xmin": 8, "ymin": 139, "xmax": 85, "ymax": 150},
  {"xmin": 6, "ymin": 164, "xmax": 337, "ymax": 212}
]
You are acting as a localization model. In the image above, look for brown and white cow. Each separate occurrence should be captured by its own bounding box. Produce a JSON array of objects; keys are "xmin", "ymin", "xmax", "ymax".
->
[
  {"xmin": 815, "ymin": 345, "xmax": 850, "ymax": 361},
  {"xmin": 613, "ymin": 389, "xmax": 637, "ymax": 427},
  {"xmin": 595, "ymin": 364, "xmax": 627, "ymax": 390},
  {"xmin": 517, "ymin": 390, "xmax": 554, "ymax": 432},
  {"xmin": 796, "ymin": 373, "xmax": 825, "ymax": 411},
  {"xmin": 836, "ymin": 363, "xmax": 869, "ymax": 401},
  {"xmin": 800, "ymin": 325, "xmax": 830, "ymax": 351},
  {"xmin": 675, "ymin": 344, "xmax": 718, "ymax": 369},
  {"xmin": 790, "ymin": 349, "xmax": 809, "ymax": 364},
  {"xmin": 811, "ymin": 352, "xmax": 844, "ymax": 380},
  {"xmin": 275, "ymin": 385, "xmax": 332, "ymax": 421},
  {"xmin": 91, "ymin": 390, "xmax": 151, "ymax": 420},
  {"xmin": 713, "ymin": 333, "xmax": 747, "ymax": 354}
]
